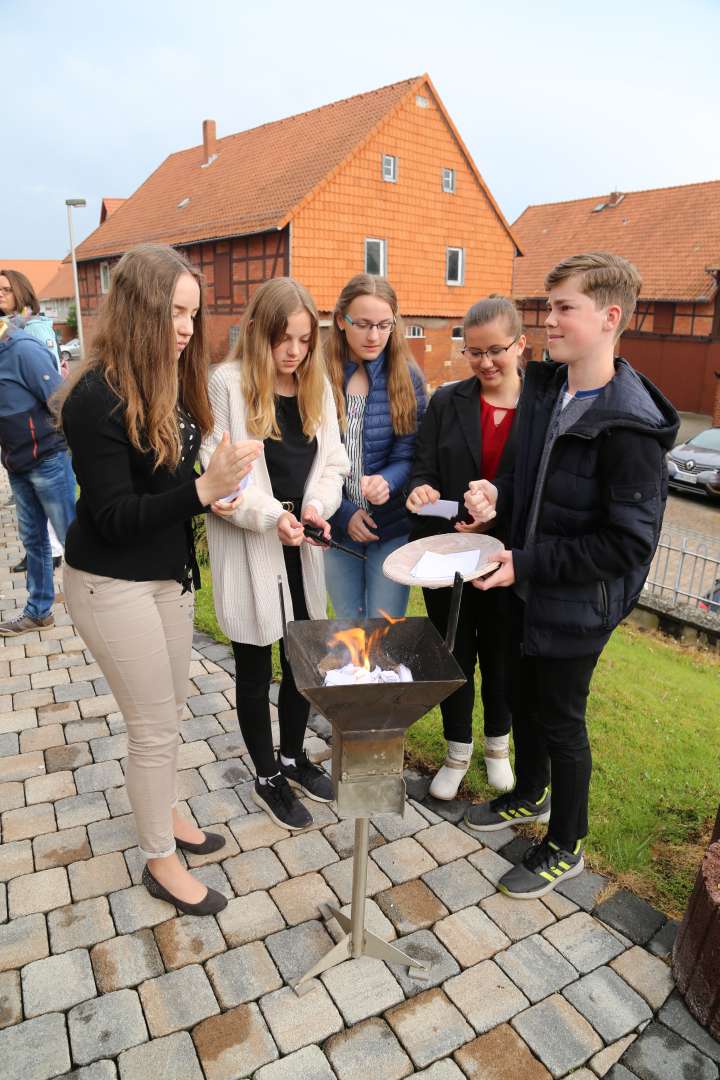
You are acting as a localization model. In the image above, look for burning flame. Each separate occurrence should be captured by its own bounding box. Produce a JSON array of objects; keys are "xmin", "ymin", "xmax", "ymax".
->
[{"xmin": 328, "ymin": 611, "xmax": 406, "ymax": 670}]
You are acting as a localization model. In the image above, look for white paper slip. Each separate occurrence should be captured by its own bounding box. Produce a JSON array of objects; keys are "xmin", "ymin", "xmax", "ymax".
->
[
  {"xmin": 414, "ymin": 499, "xmax": 459, "ymax": 520},
  {"xmin": 411, "ymin": 549, "xmax": 480, "ymax": 581},
  {"xmin": 218, "ymin": 469, "xmax": 254, "ymax": 505}
]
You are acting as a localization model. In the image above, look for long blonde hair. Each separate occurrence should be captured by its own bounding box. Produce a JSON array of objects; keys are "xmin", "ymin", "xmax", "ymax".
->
[
  {"xmin": 325, "ymin": 274, "xmax": 419, "ymax": 435},
  {"xmin": 229, "ymin": 277, "xmax": 325, "ymax": 440},
  {"xmin": 57, "ymin": 243, "xmax": 212, "ymax": 469}
]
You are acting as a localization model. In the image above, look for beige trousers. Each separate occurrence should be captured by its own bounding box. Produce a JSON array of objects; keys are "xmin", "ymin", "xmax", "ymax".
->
[{"xmin": 63, "ymin": 565, "xmax": 194, "ymax": 859}]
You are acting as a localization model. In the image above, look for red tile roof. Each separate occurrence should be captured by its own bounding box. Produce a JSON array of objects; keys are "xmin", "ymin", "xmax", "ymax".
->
[
  {"xmin": 0, "ymin": 260, "xmax": 62, "ymax": 296},
  {"xmin": 512, "ymin": 179, "xmax": 720, "ymax": 302},
  {"xmin": 75, "ymin": 75, "xmax": 517, "ymax": 261},
  {"xmin": 40, "ymin": 263, "xmax": 75, "ymax": 300},
  {"xmin": 100, "ymin": 198, "xmax": 125, "ymax": 223}
]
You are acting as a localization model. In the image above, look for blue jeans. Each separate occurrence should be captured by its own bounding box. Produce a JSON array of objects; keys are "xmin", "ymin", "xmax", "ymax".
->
[
  {"xmin": 9, "ymin": 451, "xmax": 77, "ymax": 619},
  {"xmin": 325, "ymin": 533, "xmax": 410, "ymax": 619}
]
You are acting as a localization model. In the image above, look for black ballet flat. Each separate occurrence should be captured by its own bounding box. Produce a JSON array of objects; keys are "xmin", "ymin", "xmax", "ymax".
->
[
  {"xmin": 174, "ymin": 831, "xmax": 226, "ymax": 855},
  {"xmin": 142, "ymin": 864, "xmax": 227, "ymax": 915}
]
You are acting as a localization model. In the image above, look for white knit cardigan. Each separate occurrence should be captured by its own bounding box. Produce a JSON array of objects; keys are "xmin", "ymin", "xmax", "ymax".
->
[{"xmin": 200, "ymin": 361, "xmax": 349, "ymax": 646}]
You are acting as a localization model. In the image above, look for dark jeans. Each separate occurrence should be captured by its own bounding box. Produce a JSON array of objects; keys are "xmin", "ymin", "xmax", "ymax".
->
[
  {"xmin": 232, "ymin": 547, "xmax": 310, "ymax": 778},
  {"xmin": 508, "ymin": 596, "xmax": 600, "ymax": 849}
]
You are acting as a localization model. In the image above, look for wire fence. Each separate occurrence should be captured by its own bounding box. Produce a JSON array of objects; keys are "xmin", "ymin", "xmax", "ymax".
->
[{"xmin": 644, "ymin": 525, "xmax": 720, "ymax": 614}]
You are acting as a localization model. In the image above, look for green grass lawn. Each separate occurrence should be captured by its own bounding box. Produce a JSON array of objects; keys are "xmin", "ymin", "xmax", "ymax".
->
[{"xmin": 195, "ymin": 569, "xmax": 719, "ymax": 917}]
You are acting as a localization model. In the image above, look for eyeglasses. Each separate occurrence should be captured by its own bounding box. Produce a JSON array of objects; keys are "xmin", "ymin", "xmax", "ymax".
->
[
  {"xmin": 460, "ymin": 336, "xmax": 519, "ymax": 360},
  {"xmin": 344, "ymin": 314, "xmax": 395, "ymax": 334},
  {"xmin": 0, "ymin": 287, "xmax": 15, "ymax": 295}
]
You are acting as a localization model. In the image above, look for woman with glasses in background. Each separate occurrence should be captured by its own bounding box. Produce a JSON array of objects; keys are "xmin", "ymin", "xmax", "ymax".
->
[
  {"xmin": 325, "ymin": 274, "xmax": 426, "ymax": 619},
  {"xmin": 406, "ymin": 296, "xmax": 525, "ymax": 800}
]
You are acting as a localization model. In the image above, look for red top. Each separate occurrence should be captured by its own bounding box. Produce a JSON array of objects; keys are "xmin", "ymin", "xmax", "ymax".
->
[{"xmin": 480, "ymin": 396, "xmax": 516, "ymax": 482}]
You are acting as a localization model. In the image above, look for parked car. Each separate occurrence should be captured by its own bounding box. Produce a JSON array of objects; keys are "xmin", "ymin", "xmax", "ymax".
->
[
  {"xmin": 667, "ymin": 428, "xmax": 720, "ymax": 499},
  {"xmin": 60, "ymin": 338, "xmax": 82, "ymax": 362},
  {"xmin": 698, "ymin": 579, "xmax": 720, "ymax": 614}
]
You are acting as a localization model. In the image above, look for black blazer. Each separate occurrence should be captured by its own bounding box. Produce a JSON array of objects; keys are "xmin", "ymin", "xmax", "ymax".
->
[{"xmin": 407, "ymin": 375, "xmax": 518, "ymax": 543}]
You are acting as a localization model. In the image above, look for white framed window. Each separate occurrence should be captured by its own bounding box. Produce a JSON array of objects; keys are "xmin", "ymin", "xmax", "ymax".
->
[
  {"xmin": 100, "ymin": 261, "xmax": 111, "ymax": 294},
  {"xmin": 446, "ymin": 247, "xmax": 464, "ymax": 286},
  {"xmin": 382, "ymin": 154, "xmax": 397, "ymax": 183},
  {"xmin": 406, "ymin": 324, "xmax": 424, "ymax": 339},
  {"xmin": 365, "ymin": 238, "xmax": 386, "ymax": 276},
  {"xmin": 451, "ymin": 325, "xmax": 464, "ymax": 339},
  {"xmin": 442, "ymin": 168, "xmax": 456, "ymax": 193}
]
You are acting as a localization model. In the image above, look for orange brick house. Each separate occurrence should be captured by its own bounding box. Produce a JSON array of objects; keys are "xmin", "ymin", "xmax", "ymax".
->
[
  {"xmin": 512, "ymin": 181, "xmax": 720, "ymax": 421},
  {"xmin": 73, "ymin": 75, "xmax": 519, "ymax": 386}
]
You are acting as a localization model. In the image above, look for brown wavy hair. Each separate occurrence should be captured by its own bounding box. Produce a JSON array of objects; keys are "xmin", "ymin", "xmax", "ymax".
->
[
  {"xmin": 56, "ymin": 243, "xmax": 212, "ymax": 470},
  {"xmin": 0, "ymin": 268, "xmax": 40, "ymax": 315},
  {"xmin": 325, "ymin": 274, "xmax": 418, "ymax": 435}
]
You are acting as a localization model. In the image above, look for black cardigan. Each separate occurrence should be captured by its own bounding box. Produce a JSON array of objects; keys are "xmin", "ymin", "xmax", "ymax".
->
[
  {"xmin": 63, "ymin": 370, "xmax": 205, "ymax": 585},
  {"xmin": 407, "ymin": 374, "xmax": 517, "ymax": 544}
]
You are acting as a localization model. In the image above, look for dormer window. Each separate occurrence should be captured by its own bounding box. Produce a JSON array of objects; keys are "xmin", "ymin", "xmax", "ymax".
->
[{"xmin": 382, "ymin": 155, "xmax": 397, "ymax": 183}]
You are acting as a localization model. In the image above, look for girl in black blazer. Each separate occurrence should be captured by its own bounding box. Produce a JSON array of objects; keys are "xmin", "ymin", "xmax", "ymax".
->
[{"xmin": 406, "ymin": 297, "xmax": 525, "ymax": 800}]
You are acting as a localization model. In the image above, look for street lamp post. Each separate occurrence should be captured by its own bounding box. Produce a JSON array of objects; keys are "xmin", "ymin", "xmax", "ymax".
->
[{"xmin": 65, "ymin": 198, "xmax": 86, "ymax": 360}]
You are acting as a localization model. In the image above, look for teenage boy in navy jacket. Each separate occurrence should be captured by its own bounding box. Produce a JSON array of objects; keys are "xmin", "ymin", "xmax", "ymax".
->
[{"xmin": 463, "ymin": 252, "xmax": 679, "ymax": 899}]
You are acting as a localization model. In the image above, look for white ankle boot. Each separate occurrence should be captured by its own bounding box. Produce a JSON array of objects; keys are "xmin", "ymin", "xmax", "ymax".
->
[
  {"xmin": 484, "ymin": 735, "xmax": 514, "ymax": 791},
  {"xmin": 429, "ymin": 741, "xmax": 473, "ymax": 801}
]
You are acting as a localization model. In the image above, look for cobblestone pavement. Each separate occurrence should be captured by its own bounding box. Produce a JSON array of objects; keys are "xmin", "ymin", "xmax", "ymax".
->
[{"xmin": 1, "ymin": 484, "xmax": 719, "ymax": 1080}]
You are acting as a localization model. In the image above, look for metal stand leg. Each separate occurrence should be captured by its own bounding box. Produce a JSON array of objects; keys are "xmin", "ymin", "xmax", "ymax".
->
[{"xmin": 293, "ymin": 816, "xmax": 431, "ymax": 993}]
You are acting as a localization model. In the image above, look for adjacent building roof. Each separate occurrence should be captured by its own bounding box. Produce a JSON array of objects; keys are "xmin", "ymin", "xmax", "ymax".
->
[
  {"xmin": 512, "ymin": 179, "xmax": 720, "ymax": 303},
  {"xmin": 75, "ymin": 75, "xmax": 517, "ymax": 261},
  {"xmin": 40, "ymin": 263, "xmax": 75, "ymax": 300},
  {"xmin": 0, "ymin": 260, "xmax": 62, "ymax": 296},
  {"xmin": 100, "ymin": 198, "xmax": 125, "ymax": 223}
]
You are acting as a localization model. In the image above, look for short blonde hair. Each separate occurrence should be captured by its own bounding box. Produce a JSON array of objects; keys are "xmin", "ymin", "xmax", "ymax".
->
[{"xmin": 545, "ymin": 252, "xmax": 642, "ymax": 336}]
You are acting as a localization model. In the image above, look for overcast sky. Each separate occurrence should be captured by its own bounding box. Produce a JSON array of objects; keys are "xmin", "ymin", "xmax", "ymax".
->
[{"xmin": 4, "ymin": 0, "xmax": 719, "ymax": 258}]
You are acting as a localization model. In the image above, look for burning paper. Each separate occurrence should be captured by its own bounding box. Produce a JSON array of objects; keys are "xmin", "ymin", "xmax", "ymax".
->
[
  {"xmin": 324, "ymin": 663, "xmax": 413, "ymax": 686},
  {"xmin": 321, "ymin": 611, "xmax": 413, "ymax": 686}
]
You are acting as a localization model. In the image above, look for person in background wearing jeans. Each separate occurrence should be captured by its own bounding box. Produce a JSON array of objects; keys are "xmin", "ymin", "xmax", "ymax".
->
[
  {"xmin": 0, "ymin": 318, "xmax": 76, "ymax": 635},
  {"xmin": 324, "ymin": 274, "xmax": 426, "ymax": 619},
  {"xmin": 58, "ymin": 244, "xmax": 260, "ymax": 916}
]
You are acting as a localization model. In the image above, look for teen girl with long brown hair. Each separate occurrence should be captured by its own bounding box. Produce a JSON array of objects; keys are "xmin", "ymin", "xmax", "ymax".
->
[
  {"xmin": 58, "ymin": 243, "xmax": 260, "ymax": 915},
  {"xmin": 325, "ymin": 273, "xmax": 426, "ymax": 618},
  {"xmin": 201, "ymin": 277, "xmax": 348, "ymax": 831}
]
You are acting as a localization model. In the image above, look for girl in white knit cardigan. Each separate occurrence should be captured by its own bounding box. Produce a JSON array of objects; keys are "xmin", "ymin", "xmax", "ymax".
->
[{"xmin": 201, "ymin": 278, "xmax": 349, "ymax": 830}]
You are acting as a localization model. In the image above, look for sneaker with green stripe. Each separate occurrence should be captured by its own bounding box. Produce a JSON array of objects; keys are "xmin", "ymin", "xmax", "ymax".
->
[
  {"xmin": 464, "ymin": 787, "xmax": 551, "ymax": 833},
  {"xmin": 498, "ymin": 837, "xmax": 585, "ymax": 899}
]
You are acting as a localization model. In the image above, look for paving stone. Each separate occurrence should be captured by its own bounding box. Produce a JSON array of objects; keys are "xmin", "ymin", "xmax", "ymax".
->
[
  {"xmin": 176, "ymin": 741, "xmax": 215, "ymax": 771},
  {"xmin": 0, "ymin": 1012, "xmax": 71, "ymax": 1080},
  {"xmin": 34, "ymin": 825, "xmax": 92, "ymax": 869},
  {"xmin": 91, "ymin": 928, "xmax": 164, "ymax": 992},
  {"xmin": 0, "ymin": 970, "xmax": 22, "ymax": 1029},
  {"xmin": 206, "ymin": 731, "xmax": 247, "ymax": 760},
  {"xmin": 372, "ymin": 836, "xmax": 438, "ymax": 884},
  {"xmin": 0, "ymin": 837, "xmax": 33, "ymax": 881},
  {"xmin": 48, "ymin": 896, "xmax": 116, "ymax": 953},
  {"xmin": 434, "ymin": 905, "xmax": 511, "ymax": 968},
  {"xmin": 3, "ymin": 800, "xmax": 56, "ymax": 841},
  {"xmin": 9, "ymin": 865, "xmax": 70, "ymax": 916},
  {"xmin": 230, "ymin": 811, "xmax": 290, "ymax": 850},
  {"xmin": 553, "ymin": 869, "xmax": 610, "ymax": 911},
  {"xmin": 57, "ymin": 1062, "xmax": 118, "ymax": 1080},
  {"xmin": 421, "ymin": 795, "xmax": 470, "ymax": 825},
  {"xmin": 274, "ymin": 830, "xmax": 339, "ymax": 876},
  {"xmin": 54, "ymin": 680, "xmax": 94, "ymax": 702},
  {"xmin": 0, "ymin": 781, "xmax": 24, "ymax": 811},
  {"xmin": 186, "ymin": 788, "xmax": 242, "ymax": 827},
  {"xmin": 326, "ymin": 896, "xmax": 397, "ymax": 944},
  {"xmin": 264, "ymin": 918, "xmax": 335, "ymax": 984},
  {"xmin": 413, "ymin": 820, "xmax": 482, "ymax": 865},
  {"xmin": 325, "ymin": 1015, "xmax": 413, "ymax": 1078},
  {"xmin": 377, "ymin": 878, "xmax": 449, "ymax": 934},
  {"xmin": 180, "ymin": 716, "xmax": 223, "ymax": 742},
  {"xmin": 320, "ymin": 854, "xmax": 392, "ymax": 909},
  {"xmin": 589, "ymin": 1034, "xmax": 637, "ymax": 1077},
  {"xmin": 453, "ymin": 1022, "xmax": 552, "ymax": 1079},
  {"xmin": 198, "ymin": 757, "xmax": 250, "ymax": 790},
  {"xmin": 260, "ymin": 982, "xmax": 343, "ymax": 1054},
  {"xmin": 467, "ymin": 846, "xmax": 514, "ymax": 886},
  {"xmin": 445, "ymin": 958, "xmax": 529, "ymax": 1033},
  {"xmin": 623, "ymin": 1020, "xmax": 718, "ymax": 1080},
  {"xmin": 56, "ymin": 791, "xmax": 110, "ymax": 830},
  {"xmin": 45, "ymin": 742, "xmax": 92, "ymax": 772},
  {"xmin": 422, "ymin": 858, "xmax": 495, "ymax": 912},
  {"xmin": 267, "ymin": 871, "xmax": 337, "ymax": 925},
  {"xmin": 495, "ymin": 933, "xmax": 578, "ymax": 1003},
  {"xmin": 403, "ymin": 768, "xmax": 432, "ymax": 802},
  {"xmin": 87, "ymin": 813, "xmax": 136, "ymax": 855},
  {"xmin": 193, "ymin": 672, "xmax": 234, "ymax": 693},
  {"xmin": 0, "ymin": 731, "xmax": 19, "ymax": 756},
  {"xmin": 39, "ymin": 702, "xmax": 80, "ymax": 726},
  {"xmin": 511, "ymin": 993, "xmax": 603, "ymax": 1078},
  {"xmin": 0, "ymin": 912, "xmax": 49, "ymax": 971},
  {"xmin": 0, "ymin": 749, "xmax": 44, "ymax": 782},
  {"xmin": 540, "ymin": 888, "xmax": 580, "ymax": 919},
  {"xmin": 412, "ymin": 1062, "xmax": 465, "ymax": 1079},
  {"xmin": 658, "ymin": 991, "xmax": 720, "ymax": 1064},
  {"xmin": 89, "ymin": 732, "xmax": 126, "ymax": 761},
  {"xmin": 118, "ymin": 1031, "xmax": 203, "ymax": 1080},
  {"xmin": 188, "ymin": 692, "xmax": 228, "ymax": 717},
  {"xmin": 74, "ymin": 761, "xmax": 124, "ymax": 794},
  {"xmin": 192, "ymin": 1002, "xmax": 278, "ymax": 1080},
  {"xmin": 20, "ymin": 724, "xmax": 65, "ymax": 753},
  {"xmin": 69, "ymin": 852, "xmax": 130, "ymax": 900},
  {"xmin": 323, "ymin": 817, "xmax": 384, "ymax": 859},
  {"xmin": 192, "ymin": 862, "xmax": 234, "ymax": 900},
  {"xmin": 222, "ymin": 847, "xmax": 287, "ymax": 895},
  {"xmin": 254, "ymin": 1045, "xmax": 335, "ymax": 1080},
  {"xmin": 217, "ymin": 890, "xmax": 285, "ymax": 946},
  {"xmin": 647, "ymin": 918, "xmax": 679, "ymax": 960},
  {"xmin": 609, "ymin": 945, "xmax": 674, "ymax": 1010},
  {"xmin": 0, "ymin": 673, "xmax": 31, "ymax": 694},
  {"xmin": 154, "ymin": 913, "xmax": 227, "ymax": 970},
  {"xmin": 205, "ymin": 940, "xmax": 281, "ymax": 1007},
  {"xmin": 139, "ymin": 963, "xmax": 219, "ymax": 1036},
  {"xmin": 109, "ymin": 884, "xmax": 176, "ymax": 933},
  {"xmin": 11, "ymin": 655, "xmax": 49, "ymax": 675},
  {"xmin": 386, "ymin": 928, "xmax": 460, "ymax": 997},
  {"xmin": 175, "ymin": 769, "xmax": 208, "ymax": 800},
  {"xmin": 387, "ymin": 987, "xmax": 474, "ymax": 1069},
  {"xmin": 593, "ymin": 889, "xmax": 666, "ymax": 946},
  {"xmin": 68, "ymin": 989, "xmax": 148, "ymax": 1065},
  {"xmin": 543, "ymin": 911, "xmax": 625, "ymax": 972},
  {"xmin": 498, "ymin": 834, "xmax": 535, "ymax": 865},
  {"xmin": 65, "ymin": 718, "xmax": 110, "ymax": 744},
  {"xmin": 0, "ymin": 880, "xmax": 5, "ymax": 922},
  {"xmin": 371, "ymin": 804, "xmax": 429, "ymax": 842},
  {"xmin": 22, "ymin": 947, "xmax": 97, "ymax": 1017},
  {"xmin": 323, "ymin": 955, "xmax": 405, "ymax": 1024},
  {"xmin": 25, "ymin": 769, "xmax": 75, "ymax": 806}
]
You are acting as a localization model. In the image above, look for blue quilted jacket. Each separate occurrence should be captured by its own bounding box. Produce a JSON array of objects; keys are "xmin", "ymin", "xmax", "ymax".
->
[{"xmin": 330, "ymin": 352, "xmax": 427, "ymax": 542}]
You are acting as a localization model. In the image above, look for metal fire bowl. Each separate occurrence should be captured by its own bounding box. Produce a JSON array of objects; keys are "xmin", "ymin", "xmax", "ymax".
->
[{"xmin": 286, "ymin": 617, "xmax": 465, "ymax": 815}]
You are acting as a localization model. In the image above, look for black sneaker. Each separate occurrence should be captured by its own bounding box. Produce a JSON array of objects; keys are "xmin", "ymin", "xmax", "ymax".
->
[
  {"xmin": 252, "ymin": 774, "xmax": 312, "ymax": 831},
  {"xmin": 12, "ymin": 555, "xmax": 27, "ymax": 574},
  {"xmin": 280, "ymin": 750, "xmax": 335, "ymax": 803},
  {"xmin": 498, "ymin": 837, "xmax": 585, "ymax": 899},
  {"xmin": 464, "ymin": 786, "xmax": 551, "ymax": 832}
]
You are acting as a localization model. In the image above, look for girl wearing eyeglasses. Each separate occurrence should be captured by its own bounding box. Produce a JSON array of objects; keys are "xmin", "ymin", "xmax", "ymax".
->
[
  {"xmin": 406, "ymin": 296, "xmax": 525, "ymax": 800},
  {"xmin": 325, "ymin": 274, "xmax": 426, "ymax": 619}
]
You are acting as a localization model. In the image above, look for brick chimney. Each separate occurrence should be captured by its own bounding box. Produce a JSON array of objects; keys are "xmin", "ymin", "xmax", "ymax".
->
[
  {"xmin": 606, "ymin": 191, "xmax": 624, "ymax": 208},
  {"xmin": 202, "ymin": 119, "xmax": 217, "ymax": 163}
]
